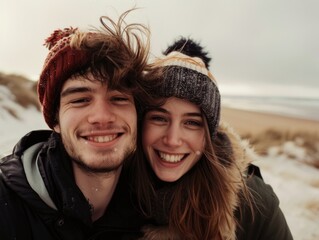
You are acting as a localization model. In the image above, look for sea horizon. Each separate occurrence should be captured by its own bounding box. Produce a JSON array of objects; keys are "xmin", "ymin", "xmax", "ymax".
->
[{"xmin": 222, "ymin": 95, "xmax": 319, "ymax": 122}]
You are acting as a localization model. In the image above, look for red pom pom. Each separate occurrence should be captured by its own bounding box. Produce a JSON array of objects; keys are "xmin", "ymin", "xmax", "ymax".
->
[{"xmin": 43, "ymin": 27, "xmax": 77, "ymax": 50}]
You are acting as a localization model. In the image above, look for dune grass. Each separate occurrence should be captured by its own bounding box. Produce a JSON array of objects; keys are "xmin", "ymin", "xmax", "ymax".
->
[
  {"xmin": 0, "ymin": 72, "xmax": 39, "ymax": 109},
  {"xmin": 243, "ymin": 129, "xmax": 319, "ymax": 168}
]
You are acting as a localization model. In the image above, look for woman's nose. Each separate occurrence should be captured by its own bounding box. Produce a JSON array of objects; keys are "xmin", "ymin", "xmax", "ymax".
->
[{"xmin": 162, "ymin": 125, "xmax": 183, "ymax": 147}]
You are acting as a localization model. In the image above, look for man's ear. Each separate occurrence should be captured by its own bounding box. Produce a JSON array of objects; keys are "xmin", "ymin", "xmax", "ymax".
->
[
  {"xmin": 54, "ymin": 125, "xmax": 61, "ymax": 133},
  {"xmin": 53, "ymin": 111, "xmax": 60, "ymax": 133}
]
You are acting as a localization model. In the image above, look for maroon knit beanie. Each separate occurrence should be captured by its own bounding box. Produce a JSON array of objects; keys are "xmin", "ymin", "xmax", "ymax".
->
[{"xmin": 38, "ymin": 27, "xmax": 91, "ymax": 129}]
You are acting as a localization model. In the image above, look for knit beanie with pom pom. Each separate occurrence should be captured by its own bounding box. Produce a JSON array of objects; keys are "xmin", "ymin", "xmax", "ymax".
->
[
  {"xmin": 38, "ymin": 27, "xmax": 91, "ymax": 129},
  {"xmin": 152, "ymin": 37, "xmax": 221, "ymax": 138}
]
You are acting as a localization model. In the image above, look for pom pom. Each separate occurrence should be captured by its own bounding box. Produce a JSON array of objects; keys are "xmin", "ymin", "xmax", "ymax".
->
[
  {"xmin": 163, "ymin": 37, "xmax": 211, "ymax": 68},
  {"xmin": 44, "ymin": 27, "xmax": 77, "ymax": 50}
]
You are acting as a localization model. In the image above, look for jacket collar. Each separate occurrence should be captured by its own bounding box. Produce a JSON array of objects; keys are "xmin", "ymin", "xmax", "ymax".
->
[{"xmin": 1, "ymin": 130, "xmax": 92, "ymax": 226}]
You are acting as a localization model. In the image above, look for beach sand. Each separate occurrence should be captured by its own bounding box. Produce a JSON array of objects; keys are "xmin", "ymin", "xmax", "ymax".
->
[{"xmin": 221, "ymin": 106, "xmax": 319, "ymax": 136}]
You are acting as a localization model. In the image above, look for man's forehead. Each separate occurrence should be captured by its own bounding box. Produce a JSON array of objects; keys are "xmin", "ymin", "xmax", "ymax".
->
[
  {"xmin": 61, "ymin": 76, "xmax": 133, "ymax": 96},
  {"xmin": 63, "ymin": 76, "xmax": 94, "ymax": 87}
]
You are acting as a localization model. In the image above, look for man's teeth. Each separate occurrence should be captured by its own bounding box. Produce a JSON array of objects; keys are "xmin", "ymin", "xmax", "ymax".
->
[
  {"xmin": 87, "ymin": 135, "xmax": 117, "ymax": 143},
  {"xmin": 159, "ymin": 152, "xmax": 184, "ymax": 163}
]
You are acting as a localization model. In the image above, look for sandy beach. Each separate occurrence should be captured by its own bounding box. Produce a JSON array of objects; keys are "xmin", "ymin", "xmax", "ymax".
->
[{"xmin": 221, "ymin": 106, "xmax": 319, "ymax": 136}]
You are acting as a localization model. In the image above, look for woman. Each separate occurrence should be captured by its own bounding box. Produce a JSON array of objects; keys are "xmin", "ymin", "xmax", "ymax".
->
[{"xmin": 133, "ymin": 38, "xmax": 293, "ymax": 239}]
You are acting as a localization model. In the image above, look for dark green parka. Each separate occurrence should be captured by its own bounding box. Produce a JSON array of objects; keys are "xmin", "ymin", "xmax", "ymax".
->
[{"xmin": 140, "ymin": 123, "xmax": 293, "ymax": 240}]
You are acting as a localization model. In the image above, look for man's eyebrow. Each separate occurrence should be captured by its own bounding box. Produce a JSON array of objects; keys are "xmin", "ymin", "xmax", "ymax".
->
[{"xmin": 60, "ymin": 86, "xmax": 92, "ymax": 98}]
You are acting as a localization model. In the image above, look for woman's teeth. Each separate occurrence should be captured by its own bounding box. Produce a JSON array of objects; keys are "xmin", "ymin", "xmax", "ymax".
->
[{"xmin": 159, "ymin": 151, "xmax": 184, "ymax": 163}]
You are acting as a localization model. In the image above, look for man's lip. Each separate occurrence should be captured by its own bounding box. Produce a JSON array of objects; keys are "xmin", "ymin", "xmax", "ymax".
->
[
  {"xmin": 80, "ymin": 130, "xmax": 124, "ymax": 143},
  {"xmin": 85, "ymin": 134, "xmax": 118, "ymax": 143},
  {"xmin": 80, "ymin": 129, "xmax": 124, "ymax": 137}
]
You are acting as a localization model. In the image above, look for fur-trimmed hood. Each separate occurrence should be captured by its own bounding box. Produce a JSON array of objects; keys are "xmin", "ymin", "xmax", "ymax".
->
[
  {"xmin": 141, "ymin": 122, "xmax": 258, "ymax": 240},
  {"xmin": 219, "ymin": 121, "xmax": 256, "ymax": 174}
]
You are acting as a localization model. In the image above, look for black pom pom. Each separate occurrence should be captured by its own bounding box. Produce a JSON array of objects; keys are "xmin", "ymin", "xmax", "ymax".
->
[{"xmin": 163, "ymin": 37, "xmax": 211, "ymax": 68}]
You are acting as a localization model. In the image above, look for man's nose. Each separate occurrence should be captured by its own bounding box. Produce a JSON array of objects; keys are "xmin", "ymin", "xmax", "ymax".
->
[{"xmin": 87, "ymin": 100, "xmax": 116, "ymax": 124}]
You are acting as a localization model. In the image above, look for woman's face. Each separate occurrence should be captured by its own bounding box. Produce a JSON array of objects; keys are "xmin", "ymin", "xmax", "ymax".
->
[{"xmin": 142, "ymin": 97, "xmax": 206, "ymax": 182}]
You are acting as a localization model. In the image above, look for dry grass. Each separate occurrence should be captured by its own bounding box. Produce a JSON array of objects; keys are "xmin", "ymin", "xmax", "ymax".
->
[
  {"xmin": 242, "ymin": 129, "xmax": 319, "ymax": 168},
  {"xmin": 305, "ymin": 199, "xmax": 319, "ymax": 216},
  {"xmin": 310, "ymin": 179, "xmax": 319, "ymax": 188},
  {"xmin": 0, "ymin": 72, "xmax": 40, "ymax": 109},
  {"xmin": 2, "ymin": 105, "xmax": 20, "ymax": 119}
]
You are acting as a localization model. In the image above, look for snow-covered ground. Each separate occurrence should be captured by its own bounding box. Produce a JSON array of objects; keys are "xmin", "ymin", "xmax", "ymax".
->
[
  {"xmin": 0, "ymin": 84, "xmax": 48, "ymax": 157},
  {"xmin": 255, "ymin": 154, "xmax": 319, "ymax": 240},
  {"xmin": 1, "ymin": 101, "xmax": 319, "ymax": 240}
]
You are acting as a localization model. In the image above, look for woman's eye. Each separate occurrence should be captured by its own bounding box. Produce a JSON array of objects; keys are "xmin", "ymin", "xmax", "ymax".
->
[
  {"xmin": 150, "ymin": 115, "xmax": 167, "ymax": 122},
  {"xmin": 145, "ymin": 113, "xmax": 169, "ymax": 124},
  {"xmin": 185, "ymin": 120, "xmax": 203, "ymax": 128}
]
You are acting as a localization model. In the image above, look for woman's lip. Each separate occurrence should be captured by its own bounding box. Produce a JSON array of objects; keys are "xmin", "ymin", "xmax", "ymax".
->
[{"xmin": 155, "ymin": 149, "xmax": 189, "ymax": 163}]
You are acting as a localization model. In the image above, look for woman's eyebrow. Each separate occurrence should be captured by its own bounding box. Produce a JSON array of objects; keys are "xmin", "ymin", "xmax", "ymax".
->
[
  {"xmin": 147, "ymin": 107, "xmax": 168, "ymax": 114},
  {"xmin": 184, "ymin": 112, "xmax": 202, "ymax": 117},
  {"xmin": 148, "ymin": 107, "xmax": 202, "ymax": 117}
]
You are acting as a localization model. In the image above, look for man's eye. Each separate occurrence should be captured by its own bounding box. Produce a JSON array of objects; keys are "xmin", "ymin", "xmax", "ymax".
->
[
  {"xmin": 70, "ymin": 98, "xmax": 90, "ymax": 104},
  {"xmin": 112, "ymin": 97, "xmax": 129, "ymax": 102},
  {"xmin": 110, "ymin": 96, "xmax": 131, "ymax": 105}
]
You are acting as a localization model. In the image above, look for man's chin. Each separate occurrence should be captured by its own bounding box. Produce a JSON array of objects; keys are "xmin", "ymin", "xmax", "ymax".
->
[{"xmin": 73, "ymin": 159, "xmax": 124, "ymax": 174}]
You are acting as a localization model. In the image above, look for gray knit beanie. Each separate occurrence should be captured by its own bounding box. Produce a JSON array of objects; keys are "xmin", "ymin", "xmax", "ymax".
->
[{"xmin": 152, "ymin": 47, "xmax": 221, "ymax": 139}]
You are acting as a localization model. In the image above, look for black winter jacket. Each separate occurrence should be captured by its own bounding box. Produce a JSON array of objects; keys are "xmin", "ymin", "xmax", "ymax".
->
[{"xmin": 0, "ymin": 130, "xmax": 146, "ymax": 240}]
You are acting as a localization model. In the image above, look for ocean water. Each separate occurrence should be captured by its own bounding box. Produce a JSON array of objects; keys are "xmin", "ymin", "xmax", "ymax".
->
[{"xmin": 222, "ymin": 95, "xmax": 319, "ymax": 121}]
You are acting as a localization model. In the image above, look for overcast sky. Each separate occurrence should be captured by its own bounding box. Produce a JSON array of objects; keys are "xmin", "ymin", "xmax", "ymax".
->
[{"xmin": 1, "ymin": 0, "xmax": 318, "ymax": 97}]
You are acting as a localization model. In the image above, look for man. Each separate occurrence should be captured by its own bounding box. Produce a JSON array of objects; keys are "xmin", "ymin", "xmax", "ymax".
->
[{"xmin": 0, "ymin": 10, "xmax": 149, "ymax": 239}]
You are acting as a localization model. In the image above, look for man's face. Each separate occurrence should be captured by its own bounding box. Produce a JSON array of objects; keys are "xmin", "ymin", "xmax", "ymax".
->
[{"xmin": 54, "ymin": 75, "xmax": 137, "ymax": 173}]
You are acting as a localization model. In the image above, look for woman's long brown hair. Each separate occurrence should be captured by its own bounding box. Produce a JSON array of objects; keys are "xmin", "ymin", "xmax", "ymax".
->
[{"xmin": 133, "ymin": 67, "xmax": 254, "ymax": 239}]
